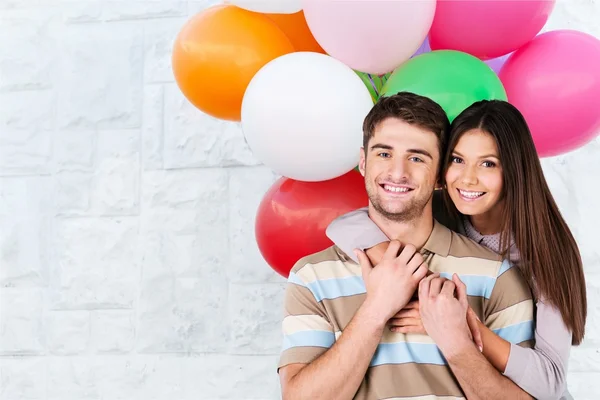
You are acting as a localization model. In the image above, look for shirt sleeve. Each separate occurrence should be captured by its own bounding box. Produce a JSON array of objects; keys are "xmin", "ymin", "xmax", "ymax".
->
[
  {"xmin": 484, "ymin": 259, "xmax": 536, "ymax": 347},
  {"xmin": 278, "ymin": 263, "xmax": 336, "ymax": 371},
  {"xmin": 503, "ymin": 299, "xmax": 572, "ymax": 400},
  {"xmin": 325, "ymin": 207, "xmax": 389, "ymax": 262}
]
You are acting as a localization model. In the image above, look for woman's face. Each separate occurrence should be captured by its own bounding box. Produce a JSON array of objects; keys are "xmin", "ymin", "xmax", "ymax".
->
[{"xmin": 445, "ymin": 129, "xmax": 504, "ymax": 217}]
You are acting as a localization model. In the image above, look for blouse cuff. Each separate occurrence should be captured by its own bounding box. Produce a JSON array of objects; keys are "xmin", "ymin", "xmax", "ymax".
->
[{"xmin": 503, "ymin": 342, "xmax": 530, "ymax": 382}]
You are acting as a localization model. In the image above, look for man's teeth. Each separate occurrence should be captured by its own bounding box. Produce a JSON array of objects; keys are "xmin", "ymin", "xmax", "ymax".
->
[
  {"xmin": 459, "ymin": 189, "xmax": 484, "ymax": 198},
  {"xmin": 384, "ymin": 185, "xmax": 410, "ymax": 193}
]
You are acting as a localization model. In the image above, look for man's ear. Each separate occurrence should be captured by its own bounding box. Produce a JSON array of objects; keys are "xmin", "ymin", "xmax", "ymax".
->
[{"xmin": 358, "ymin": 147, "xmax": 366, "ymax": 176}]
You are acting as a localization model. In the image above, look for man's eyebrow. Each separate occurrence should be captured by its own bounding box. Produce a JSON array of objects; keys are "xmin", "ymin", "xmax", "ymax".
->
[
  {"xmin": 369, "ymin": 143, "xmax": 393, "ymax": 151},
  {"xmin": 407, "ymin": 148, "xmax": 433, "ymax": 160}
]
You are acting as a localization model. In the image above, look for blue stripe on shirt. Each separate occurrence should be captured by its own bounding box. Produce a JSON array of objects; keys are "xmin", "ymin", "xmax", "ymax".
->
[
  {"xmin": 493, "ymin": 320, "xmax": 535, "ymax": 344},
  {"xmin": 370, "ymin": 342, "xmax": 447, "ymax": 367}
]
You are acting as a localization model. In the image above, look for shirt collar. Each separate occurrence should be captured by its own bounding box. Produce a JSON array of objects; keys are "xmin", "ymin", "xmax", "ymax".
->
[{"xmin": 421, "ymin": 219, "xmax": 452, "ymax": 257}]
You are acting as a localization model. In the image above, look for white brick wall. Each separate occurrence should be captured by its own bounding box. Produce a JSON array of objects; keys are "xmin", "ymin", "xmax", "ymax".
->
[{"xmin": 0, "ymin": 1, "xmax": 599, "ymax": 399}]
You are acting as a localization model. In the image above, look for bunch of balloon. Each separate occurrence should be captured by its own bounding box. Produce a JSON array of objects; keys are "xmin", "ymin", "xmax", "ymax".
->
[
  {"xmin": 171, "ymin": 0, "xmax": 600, "ymax": 278},
  {"xmin": 382, "ymin": 0, "xmax": 600, "ymax": 157}
]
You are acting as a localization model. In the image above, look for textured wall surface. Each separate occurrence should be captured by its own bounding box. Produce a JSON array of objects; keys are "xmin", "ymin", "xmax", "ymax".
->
[{"xmin": 0, "ymin": 1, "xmax": 599, "ymax": 399}]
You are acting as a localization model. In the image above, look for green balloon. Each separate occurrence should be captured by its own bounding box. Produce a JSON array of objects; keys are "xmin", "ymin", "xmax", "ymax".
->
[
  {"xmin": 380, "ymin": 50, "xmax": 507, "ymax": 122},
  {"xmin": 355, "ymin": 70, "xmax": 391, "ymax": 103}
]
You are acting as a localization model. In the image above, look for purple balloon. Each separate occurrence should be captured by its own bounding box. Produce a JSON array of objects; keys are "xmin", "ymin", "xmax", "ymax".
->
[
  {"xmin": 412, "ymin": 36, "xmax": 431, "ymax": 57},
  {"xmin": 485, "ymin": 53, "xmax": 511, "ymax": 74},
  {"xmin": 410, "ymin": 35, "xmax": 511, "ymax": 75}
]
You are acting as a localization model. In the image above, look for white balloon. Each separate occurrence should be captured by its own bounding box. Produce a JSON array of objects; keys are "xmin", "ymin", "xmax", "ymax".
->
[
  {"xmin": 225, "ymin": 0, "xmax": 302, "ymax": 14},
  {"xmin": 241, "ymin": 52, "xmax": 374, "ymax": 182}
]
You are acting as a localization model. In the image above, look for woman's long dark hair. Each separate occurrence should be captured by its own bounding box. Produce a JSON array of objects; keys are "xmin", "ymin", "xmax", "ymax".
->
[{"xmin": 442, "ymin": 100, "xmax": 587, "ymax": 345}]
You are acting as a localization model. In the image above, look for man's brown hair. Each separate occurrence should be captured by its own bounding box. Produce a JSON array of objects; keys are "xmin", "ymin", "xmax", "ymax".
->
[{"xmin": 362, "ymin": 92, "xmax": 450, "ymax": 169}]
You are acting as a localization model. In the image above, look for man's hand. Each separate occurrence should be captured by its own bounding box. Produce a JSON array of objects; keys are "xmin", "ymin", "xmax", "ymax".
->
[
  {"xmin": 388, "ymin": 299, "xmax": 483, "ymax": 351},
  {"xmin": 418, "ymin": 273, "xmax": 474, "ymax": 357},
  {"xmin": 354, "ymin": 240, "xmax": 429, "ymax": 324}
]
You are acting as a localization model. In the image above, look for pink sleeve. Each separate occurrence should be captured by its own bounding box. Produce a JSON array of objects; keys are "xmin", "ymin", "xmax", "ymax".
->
[
  {"xmin": 325, "ymin": 207, "xmax": 389, "ymax": 263},
  {"xmin": 503, "ymin": 299, "xmax": 572, "ymax": 399}
]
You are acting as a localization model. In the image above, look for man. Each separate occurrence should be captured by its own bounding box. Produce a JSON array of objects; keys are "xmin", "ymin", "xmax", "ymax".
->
[{"xmin": 277, "ymin": 92, "xmax": 535, "ymax": 399}]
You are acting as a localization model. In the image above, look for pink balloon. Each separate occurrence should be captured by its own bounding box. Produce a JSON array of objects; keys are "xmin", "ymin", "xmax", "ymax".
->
[
  {"xmin": 499, "ymin": 30, "xmax": 600, "ymax": 157},
  {"xmin": 430, "ymin": 0, "xmax": 555, "ymax": 60},
  {"xmin": 302, "ymin": 0, "xmax": 436, "ymax": 74}
]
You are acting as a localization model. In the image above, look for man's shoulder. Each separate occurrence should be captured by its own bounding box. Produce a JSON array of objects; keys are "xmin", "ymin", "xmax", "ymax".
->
[
  {"xmin": 447, "ymin": 229, "xmax": 503, "ymax": 262},
  {"xmin": 439, "ymin": 229, "xmax": 511, "ymax": 280}
]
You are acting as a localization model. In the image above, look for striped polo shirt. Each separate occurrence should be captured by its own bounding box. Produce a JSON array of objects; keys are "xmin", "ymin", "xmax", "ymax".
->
[{"xmin": 278, "ymin": 220, "xmax": 535, "ymax": 399}]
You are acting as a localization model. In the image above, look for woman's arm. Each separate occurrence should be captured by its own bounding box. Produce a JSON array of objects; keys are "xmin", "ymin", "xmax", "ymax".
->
[
  {"xmin": 325, "ymin": 207, "xmax": 389, "ymax": 262},
  {"xmin": 497, "ymin": 300, "xmax": 572, "ymax": 400}
]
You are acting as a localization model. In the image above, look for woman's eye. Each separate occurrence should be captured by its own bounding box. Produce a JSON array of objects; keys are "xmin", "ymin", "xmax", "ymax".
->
[
  {"xmin": 451, "ymin": 156, "xmax": 463, "ymax": 163},
  {"xmin": 482, "ymin": 161, "xmax": 496, "ymax": 168}
]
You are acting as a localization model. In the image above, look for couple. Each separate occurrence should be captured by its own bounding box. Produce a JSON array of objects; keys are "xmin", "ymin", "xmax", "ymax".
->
[{"xmin": 277, "ymin": 92, "xmax": 586, "ymax": 399}]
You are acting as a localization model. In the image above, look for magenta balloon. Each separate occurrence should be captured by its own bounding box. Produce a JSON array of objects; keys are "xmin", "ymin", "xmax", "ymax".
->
[
  {"xmin": 499, "ymin": 30, "xmax": 600, "ymax": 157},
  {"xmin": 430, "ymin": 0, "xmax": 555, "ymax": 59}
]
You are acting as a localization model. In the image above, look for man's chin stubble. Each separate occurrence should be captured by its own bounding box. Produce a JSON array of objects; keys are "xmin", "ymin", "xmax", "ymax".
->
[{"xmin": 371, "ymin": 200, "xmax": 423, "ymax": 223}]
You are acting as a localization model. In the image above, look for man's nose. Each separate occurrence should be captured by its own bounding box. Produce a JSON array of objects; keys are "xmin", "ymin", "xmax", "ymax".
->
[{"xmin": 389, "ymin": 158, "xmax": 409, "ymax": 180}]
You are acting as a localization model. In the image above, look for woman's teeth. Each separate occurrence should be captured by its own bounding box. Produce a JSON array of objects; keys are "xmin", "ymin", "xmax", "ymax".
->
[{"xmin": 459, "ymin": 189, "xmax": 484, "ymax": 199}]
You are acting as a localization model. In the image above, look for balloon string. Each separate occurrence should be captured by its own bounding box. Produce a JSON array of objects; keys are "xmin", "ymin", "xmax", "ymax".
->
[{"xmin": 367, "ymin": 74, "xmax": 379, "ymax": 97}]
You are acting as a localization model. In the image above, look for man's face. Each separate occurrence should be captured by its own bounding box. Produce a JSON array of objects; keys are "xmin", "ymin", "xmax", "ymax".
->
[{"xmin": 359, "ymin": 117, "xmax": 440, "ymax": 222}]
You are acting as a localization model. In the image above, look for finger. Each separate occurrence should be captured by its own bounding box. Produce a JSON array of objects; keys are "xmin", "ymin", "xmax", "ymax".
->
[
  {"xmin": 413, "ymin": 263, "xmax": 430, "ymax": 282},
  {"xmin": 406, "ymin": 251, "xmax": 424, "ymax": 273},
  {"xmin": 467, "ymin": 307, "xmax": 483, "ymax": 352},
  {"xmin": 404, "ymin": 301, "xmax": 419, "ymax": 310},
  {"xmin": 392, "ymin": 308, "xmax": 419, "ymax": 319},
  {"xmin": 429, "ymin": 277, "xmax": 445, "ymax": 297},
  {"xmin": 355, "ymin": 249, "xmax": 373, "ymax": 280},
  {"xmin": 418, "ymin": 272, "xmax": 438, "ymax": 300},
  {"xmin": 383, "ymin": 240, "xmax": 402, "ymax": 260},
  {"xmin": 397, "ymin": 243, "xmax": 417, "ymax": 266},
  {"xmin": 389, "ymin": 317, "xmax": 421, "ymax": 327},
  {"xmin": 391, "ymin": 325, "xmax": 426, "ymax": 334},
  {"xmin": 441, "ymin": 280, "xmax": 456, "ymax": 297},
  {"xmin": 452, "ymin": 273, "xmax": 469, "ymax": 307}
]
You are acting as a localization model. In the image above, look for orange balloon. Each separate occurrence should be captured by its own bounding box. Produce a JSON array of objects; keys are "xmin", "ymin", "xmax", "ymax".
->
[
  {"xmin": 172, "ymin": 5, "xmax": 294, "ymax": 121},
  {"xmin": 266, "ymin": 11, "xmax": 326, "ymax": 54}
]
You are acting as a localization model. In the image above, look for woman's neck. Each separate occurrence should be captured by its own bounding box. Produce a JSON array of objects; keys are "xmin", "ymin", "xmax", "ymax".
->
[{"xmin": 468, "ymin": 201, "xmax": 504, "ymax": 235}]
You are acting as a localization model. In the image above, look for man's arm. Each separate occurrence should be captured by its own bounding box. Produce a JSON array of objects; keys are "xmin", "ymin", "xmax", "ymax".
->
[
  {"xmin": 418, "ymin": 273, "xmax": 534, "ymax": 400},
  {"xmin": 279, "ymin": 241, "xmax": 430, "ymax": 400},
  {"xmin": 442, "ymin": 337, "xmax": 533, "ymax": 400},
  {"xmin": 280, "ymin": 301, "xmax": 388, "ymax": 400}
]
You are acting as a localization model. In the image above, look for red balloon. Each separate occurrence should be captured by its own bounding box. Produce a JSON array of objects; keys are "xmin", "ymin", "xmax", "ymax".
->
[{"xmin": 256, "ymin": 170, "xmax": 369, "ymax": 278}]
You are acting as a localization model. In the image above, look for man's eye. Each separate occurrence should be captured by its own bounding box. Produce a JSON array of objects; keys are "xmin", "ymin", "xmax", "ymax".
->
[
  {"xmin": 378, "ymin": 152, "xmax": 391, "ymax": 158},
  {"xmin": 410, "ymin": 157, "xmax": 423, "ymax": 163}
]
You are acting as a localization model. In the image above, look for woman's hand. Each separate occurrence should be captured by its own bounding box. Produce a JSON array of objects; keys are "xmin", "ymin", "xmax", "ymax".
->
[
  {"xmin": 387, "ymin": 298, "xmax": 484, "ymax": 352},
  {"xmin": 388, "ymin": 301, "xmax": 426, "ymax": 334}
]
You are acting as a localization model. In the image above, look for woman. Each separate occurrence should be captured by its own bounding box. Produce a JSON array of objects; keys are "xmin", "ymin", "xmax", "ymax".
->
[{"xmin": 326, "ymin": 99, "xmax": 586, "ymax": 400}]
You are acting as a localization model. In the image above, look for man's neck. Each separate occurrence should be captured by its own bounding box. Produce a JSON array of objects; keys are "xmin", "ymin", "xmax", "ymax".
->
[{"xmin": 367, "ymin": 204, "xmax": 435, "ymax": 250}]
